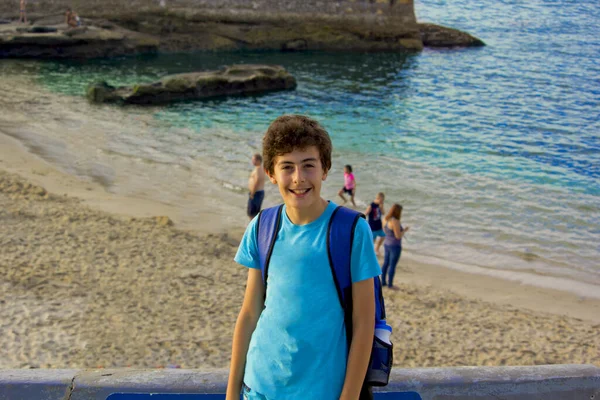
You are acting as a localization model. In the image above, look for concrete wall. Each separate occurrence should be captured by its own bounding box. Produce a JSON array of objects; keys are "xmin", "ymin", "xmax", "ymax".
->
[{"xmin": 1, "ymin": 364, "xmax": 598, "ymax": 400}]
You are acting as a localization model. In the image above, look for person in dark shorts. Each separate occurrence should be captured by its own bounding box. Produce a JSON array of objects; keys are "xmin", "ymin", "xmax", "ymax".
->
[
  {"xmin": 337, "ymin": 164, "xmax": 357, "ymax": 207},
  {"xmin": 247, "ymin": 190, "xmax": 265, "ymax": 219},
  {"xmin": 247, "ymin": 153, "xmax": 265, "ymax": 219},
  {"xmin": 365, "ymin": 192, "xmax": 386, "ymax": 254},
  {"xmin": 19, "ymin": 0, "xmax": 27, "ymax": 23}
]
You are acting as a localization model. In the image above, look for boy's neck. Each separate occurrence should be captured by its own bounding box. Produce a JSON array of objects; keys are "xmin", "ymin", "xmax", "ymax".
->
[{"xmin": 285, "ymin": 197, "xmax": 328, "ymax": 225}]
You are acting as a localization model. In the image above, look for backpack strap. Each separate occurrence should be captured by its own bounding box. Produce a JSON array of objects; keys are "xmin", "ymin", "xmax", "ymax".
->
[
  {"xmin": 256, "ymin": 204, "xmax": 284, "ymax": 288},
  {"xmin": 257, "ymin": 203, "xmax": 386, "ymax": 323},
  {"xmin": 327, "ymin": 206, "xmax": 363, "ymax": 309},
  {"xmin": 328, "ymin": 206, "xmax": 386, "ymax": 345}
]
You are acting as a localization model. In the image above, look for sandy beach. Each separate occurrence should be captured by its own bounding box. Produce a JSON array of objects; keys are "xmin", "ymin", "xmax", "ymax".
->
[
  {"xmin": 0, "ymin": 60, "xmax": 599, "ymax": 371},
  {"xmin": 1, "ymin": 127, "xmax": 599, "ymax": 370}
]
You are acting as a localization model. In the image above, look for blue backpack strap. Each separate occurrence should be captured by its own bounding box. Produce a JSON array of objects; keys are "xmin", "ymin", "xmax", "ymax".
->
[
  {"xmin": 327, "ymin": 206, "xmax": 362, "ymax": 310},
  {"xmin": 256, "ymin": 204, "xmax": 284, "ymax": 287},
  {"xmin": 374, "ymin": 273, "xmax": 385, "ymax": 321},
  {"xmin": 328, "ymin": 206, "xmax": 386, "ymax": 335}
]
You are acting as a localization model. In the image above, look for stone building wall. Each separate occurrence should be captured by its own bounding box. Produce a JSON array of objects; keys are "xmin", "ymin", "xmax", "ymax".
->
[{"xmin": 0, "ymin": 0, "xmax": 415, "ymax": 21}]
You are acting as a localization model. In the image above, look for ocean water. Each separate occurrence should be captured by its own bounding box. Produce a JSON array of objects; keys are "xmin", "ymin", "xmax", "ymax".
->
[{"xmin": 6, "ymin": 0, "xmax": 600, "ymax": 295}]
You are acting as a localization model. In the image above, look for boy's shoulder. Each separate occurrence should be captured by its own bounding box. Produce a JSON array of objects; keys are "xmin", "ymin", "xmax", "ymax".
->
[{"xmin": 256, "ymin": 201, "xmax": 371, "ymax": 234}]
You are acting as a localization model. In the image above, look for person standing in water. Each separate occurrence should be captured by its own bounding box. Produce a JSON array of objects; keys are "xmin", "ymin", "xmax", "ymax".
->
[{"xmin": 247, "ymin": 153, "xmax": 265, "ymax": 219}]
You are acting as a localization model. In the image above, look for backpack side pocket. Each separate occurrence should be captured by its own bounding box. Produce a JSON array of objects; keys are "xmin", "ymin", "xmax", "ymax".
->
[{"xmin": 365, "ymin": 336, "xmax": 393, "ymax": 387}]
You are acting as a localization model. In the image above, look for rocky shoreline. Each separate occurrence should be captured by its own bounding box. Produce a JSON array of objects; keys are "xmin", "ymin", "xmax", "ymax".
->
[
  {"xmin": 0, "ymin": 18, "xmax": 158, "ymax": 59},
  {"xmin": 0, "ymin": 4, "xmax": 484, "ymax": 59}
]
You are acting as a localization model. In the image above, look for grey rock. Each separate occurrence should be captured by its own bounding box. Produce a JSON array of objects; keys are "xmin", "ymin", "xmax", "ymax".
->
[
  {"xmin": 419, "ymin": 23, "xmax": 485, "ymax": 48},
  {"xmin": 87, "ymin": 64, "xmax": 297, "ymax": 105},
  {"xmin": 0, "ymin": 23, "xmax": 158, "ymax": 59}
]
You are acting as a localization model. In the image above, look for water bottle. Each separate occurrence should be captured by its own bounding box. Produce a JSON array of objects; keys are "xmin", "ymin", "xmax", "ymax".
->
[
  {"xmin": 375, "ymin": 320, "xmax": 392, "ymax": 344},
  {"xmin": 367, "ymin": 320, "xmax": 393, "ymax": 386}
]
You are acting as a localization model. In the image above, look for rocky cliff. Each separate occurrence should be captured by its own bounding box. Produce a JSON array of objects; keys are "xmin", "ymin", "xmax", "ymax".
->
[{"xmin": 0, "ymin": 0, "xmax": 483, "ymax": 57}]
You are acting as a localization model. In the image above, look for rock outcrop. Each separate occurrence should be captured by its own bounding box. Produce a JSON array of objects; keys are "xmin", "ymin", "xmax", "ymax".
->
[
  {"xmin": 419, "ymin": 23, "xmax": 485, "ymax": 48},
  {"xmin": 96, "ymin": 8, "xmax": 425, "ymax": 53},
  {"xmin": 87, "ymin": 64, "xmax": 297, "ymax": 105},
  {"xmin": 0, "ymin": 1, "xmax": 484, "ymax": 58},
  {"xmin": 0, "ymin": 21, "xmax": 158, "ymax": 58}
]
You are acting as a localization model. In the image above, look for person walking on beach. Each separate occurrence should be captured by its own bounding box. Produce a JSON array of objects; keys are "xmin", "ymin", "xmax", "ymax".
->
[
  {"xmin": 247, "ymin": 153, "xmax": 265, "ymax": 220},
  {"xmin": 18, "ymin": 0, "xmax": 27, "ymax": 23},
  {"xmin": 338, "ymin": 164, "xmax": 357, "ymax": 207},
  {"xmin": 365, "ymin": 192, "xmax": 386, "ymax": 254},
  {"xmin": 381, "ymin": 203, "xmax": 409, "ymax": 289},
  {"xmin": 227, "ymin": 115, "xmax": 380, "ymax": 400}
]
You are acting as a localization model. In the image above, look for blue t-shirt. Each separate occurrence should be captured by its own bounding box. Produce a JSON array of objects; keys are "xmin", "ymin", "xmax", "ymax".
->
[{"xmin": 234, "ymin": 201, "xmax": 381, "ymax": 399}]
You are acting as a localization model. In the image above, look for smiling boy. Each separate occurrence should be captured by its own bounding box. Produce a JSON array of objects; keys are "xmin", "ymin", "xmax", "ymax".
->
[{"xmin": 226, "ymin": 115, "xmax": 381, "ymax": 400}]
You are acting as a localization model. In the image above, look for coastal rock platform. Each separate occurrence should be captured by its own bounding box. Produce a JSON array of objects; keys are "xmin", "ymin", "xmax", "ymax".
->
[
  {"xmin": 86, "ymin": 64, "xmax": 297, "ymax": 105},
  {"xmin": 0, "ymin": 2, "xmax": 485, "ymax": 58},
  {"xmin": 0, "ymin": 20, "xmax": 158, "ymax": 59}
]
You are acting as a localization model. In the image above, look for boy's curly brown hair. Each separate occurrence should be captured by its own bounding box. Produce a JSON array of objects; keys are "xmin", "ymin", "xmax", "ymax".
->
[{"xmin": 262, "ymin": 115, "xmax": 332, "ymax": 175}]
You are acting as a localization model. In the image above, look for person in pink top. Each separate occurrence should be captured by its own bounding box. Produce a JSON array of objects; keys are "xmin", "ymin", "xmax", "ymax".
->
[{"xmin": 338, "ymin": 164, "xmax": 357, "ymax": 207}]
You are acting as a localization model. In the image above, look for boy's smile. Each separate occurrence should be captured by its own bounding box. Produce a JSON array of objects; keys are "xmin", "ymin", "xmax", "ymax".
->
[
  {"xmin": 268, "ymin": 146, "xmax": 328, "ymax": 224},
  {"xmin": 289, "ymin": 188, "xmax": 311, "ymax": 196}
]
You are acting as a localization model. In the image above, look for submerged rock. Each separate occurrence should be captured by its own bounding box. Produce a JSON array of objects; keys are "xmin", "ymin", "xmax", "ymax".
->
[{"xmin": 87, "ymin": 64, "xmax": 297, "ymax": 105}]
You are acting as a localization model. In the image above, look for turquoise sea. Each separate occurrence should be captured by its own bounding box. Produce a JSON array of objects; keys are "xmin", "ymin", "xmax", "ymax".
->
[{"xmin": 6, "ymin": 0, "xmax": 600, "ymax": 295}]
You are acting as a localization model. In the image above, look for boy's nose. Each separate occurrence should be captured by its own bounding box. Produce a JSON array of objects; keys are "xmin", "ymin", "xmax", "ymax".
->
[{"xmin": 293, "ymin": 169, "xmax": 305, "ymax": 183}]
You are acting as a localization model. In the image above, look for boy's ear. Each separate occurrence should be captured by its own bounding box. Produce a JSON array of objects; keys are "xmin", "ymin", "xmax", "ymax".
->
[
  {"xmin": 266, "ymin": 169, "xmax": 277, "ymax": 184},
  {"xmin": 322, "ymin": 169, "xmax": 328, "ymax": 181}
]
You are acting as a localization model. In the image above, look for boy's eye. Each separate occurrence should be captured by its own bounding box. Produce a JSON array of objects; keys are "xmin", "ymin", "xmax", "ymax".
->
[{"xmin": 304, "ymin": 164, "xmax": 314, "ymax": 168}]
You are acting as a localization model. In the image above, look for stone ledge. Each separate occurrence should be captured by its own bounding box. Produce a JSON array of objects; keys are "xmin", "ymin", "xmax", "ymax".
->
[{"xmin": 0, "ymin": 364, "xmax": 598, "ymax": 400}]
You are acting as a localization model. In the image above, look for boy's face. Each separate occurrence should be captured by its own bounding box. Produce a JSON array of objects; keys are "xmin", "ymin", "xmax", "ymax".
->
[{"xmin": 268, "ymin": 146, "xmax": 328, "ymax": 211}]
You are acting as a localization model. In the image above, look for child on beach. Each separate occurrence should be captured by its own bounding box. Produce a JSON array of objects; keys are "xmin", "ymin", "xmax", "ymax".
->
[
  {"xmin": 365, "ymin": 192, "xmax": 386, "ymax": 254},
  {"xmin": 381, "ymin": 203, "xmax": 409, "ymax": 289},
  {"xmin": 338, "ymin": 164, "xmax": 356, "ymax": 207},
  {"xmin": 227, "ymin": 115, "xmax": 381, "ymax": 400},
  {"xmin": 18, "ymin": 0, "xmax": 27, "ymax": 23}
]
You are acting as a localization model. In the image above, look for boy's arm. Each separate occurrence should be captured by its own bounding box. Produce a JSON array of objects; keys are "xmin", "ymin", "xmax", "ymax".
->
[
  {"xmin": 364, "ymin": 205, "xmax": 371, "ymax": 216},
  {"xmin": 339, "ymin": 278, "xmax": 375, "ymax": 400},
  {"xmin": 226, "ymin": 268, "xmax": 265, "ymax": 400}
]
